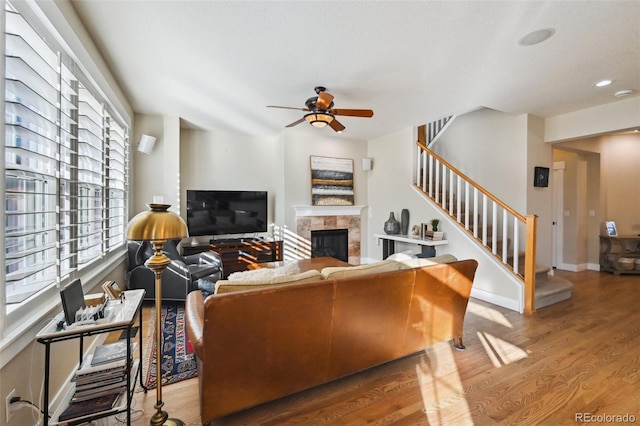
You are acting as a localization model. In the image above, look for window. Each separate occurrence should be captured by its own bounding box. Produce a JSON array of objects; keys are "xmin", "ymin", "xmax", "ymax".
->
[{"xmin": 2, "ymin": 0, "xmax": 129, "ymax": 339}]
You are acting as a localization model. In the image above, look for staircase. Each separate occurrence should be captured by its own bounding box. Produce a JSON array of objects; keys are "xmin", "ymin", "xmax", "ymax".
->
[
  {"xmin": 423, "ymin": 115, "xmax": 454, "ymax": 145},
  {"xmin": 415, "ymin": 123, "xmax": 573, "ymax": 312},
  {"xmin": 535, "ymin": 265, "xmax": 574, "ymax": 309}
]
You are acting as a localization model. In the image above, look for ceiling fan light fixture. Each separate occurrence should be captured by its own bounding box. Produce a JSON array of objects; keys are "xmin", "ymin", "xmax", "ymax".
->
[{"xmin": 305, "ymin": 112, "xmax": 333, "ymax": 128}]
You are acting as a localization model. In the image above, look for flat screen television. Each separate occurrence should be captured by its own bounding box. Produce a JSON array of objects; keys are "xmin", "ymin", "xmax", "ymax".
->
[{"xmin": 186, "ymin": 190, "xmax": 268, "ymax": 237}]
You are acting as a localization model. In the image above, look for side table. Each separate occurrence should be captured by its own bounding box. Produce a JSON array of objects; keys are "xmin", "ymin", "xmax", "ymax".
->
[{"xmin": 36, "ymin": 289, "xmax": 145, "ymax": 425}]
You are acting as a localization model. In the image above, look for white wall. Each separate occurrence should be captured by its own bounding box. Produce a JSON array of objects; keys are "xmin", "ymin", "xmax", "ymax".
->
[
  {"xmin": 545, "ymin": 96, "xmax": 640, "ymax": 142},
  {"xmin": 601, "ymin": 134, "xmax": 640, "ymax": 234},
  {"xmin": 526, "ymin": 115, "xmax": 554, "ymax": 266},
  {"xmin": 282, "ymin": 128, "xmax": 369, "ymax": 244},
  {"xmin": 131, "ymin": 114, "xmax": 168, "ymax": 215},
  {"xmin": 554, "ymin": 132, "xmax": 640, "ymax": 269},
  {"xmin": 367, "ymin": 126, "xmax": 522, "ymax": 310},
  {"xmin": 178, "ymin": 128, "xmax": 285, "ymax": 243},
  {"xmin": 366, "ymin": 127, "xmax": 436, "ymax": 260},
  {"xmin": 173, "ymin": 126, "xmax": 370, "ymax": 248},
  {"xmin": 432, "ymin": 108, "xmax": 528, "ymax": 211}
]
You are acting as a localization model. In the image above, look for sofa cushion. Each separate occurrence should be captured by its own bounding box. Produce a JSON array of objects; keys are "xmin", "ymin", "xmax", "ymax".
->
[
  {"xmin": 214, "ymin": 270, "xmax": 323, "ymax": 294},
  {"xmin": 320, "ymin": 259, "xmax": 402, "ymax": 280},
  {"xmin": 397, "ymin": 254, "xmax": 458, "ymax": 268}
]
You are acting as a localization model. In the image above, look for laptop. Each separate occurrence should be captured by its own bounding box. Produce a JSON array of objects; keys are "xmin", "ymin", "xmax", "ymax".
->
[{"xmin": 60, "ymin": 279, "xmax": 86, "ymax": 326}]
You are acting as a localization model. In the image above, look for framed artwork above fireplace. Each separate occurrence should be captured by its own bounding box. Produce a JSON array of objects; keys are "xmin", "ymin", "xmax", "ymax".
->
[{"xmin": 310, "ymin": 155, "xmax": 354, "ymax": 206}]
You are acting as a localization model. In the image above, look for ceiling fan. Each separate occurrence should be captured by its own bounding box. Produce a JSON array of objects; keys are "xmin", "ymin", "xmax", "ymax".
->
[{"xmin": 267, "ymin": 86, "xmax": 374, "ymax": 133}]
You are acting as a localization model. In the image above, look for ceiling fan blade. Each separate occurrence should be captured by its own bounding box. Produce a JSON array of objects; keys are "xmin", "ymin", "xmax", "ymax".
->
[
  {"xmin": 329, "ymin": 108, "xmax": 374, "ymax": 118},
  {"xmin": 316, "ymin": 91, "xmax": 334, "ymax": 110},
  {"xmin": 329, "ymin": 118, "xmax": 345, "ymax": 132},
  {"xmin": 267, "ymin": 105, "xmax": 310, "ymax": 112},
  {"xmin": 285, "ymin": 117, "xmax": 306, "ymax": 128}
]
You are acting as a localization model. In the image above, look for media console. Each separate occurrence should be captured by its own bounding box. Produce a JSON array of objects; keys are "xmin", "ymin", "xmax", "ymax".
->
[{"xmin": 183, "ymin": 239, "xmax": 283, "ymax": 278}]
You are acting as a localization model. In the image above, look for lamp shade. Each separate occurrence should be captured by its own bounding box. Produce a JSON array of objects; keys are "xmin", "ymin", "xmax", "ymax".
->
[
  {"xmin": 126, "ymin": 203, "xmax": 188, "ymax": 242},
  {"xmin": 304, "ymin": 112, "xmax": 334, "ymax": 128}
]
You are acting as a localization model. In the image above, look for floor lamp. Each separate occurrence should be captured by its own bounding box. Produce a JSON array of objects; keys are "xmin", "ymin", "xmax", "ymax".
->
[{"xmin": 127, "ymin": 203, "xmax": 187, "ymax": 426}]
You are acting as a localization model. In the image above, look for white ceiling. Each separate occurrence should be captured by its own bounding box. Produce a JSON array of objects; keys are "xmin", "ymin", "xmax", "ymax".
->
[{"xmin": 70, "ymin": 0, "xmax": 640, "ymax": 141}]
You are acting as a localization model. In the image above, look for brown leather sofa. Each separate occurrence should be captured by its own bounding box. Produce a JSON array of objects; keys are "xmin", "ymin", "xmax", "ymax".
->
[{"xmin": 185, "ymin": 259, "xmax": 478, "ymax": 424}]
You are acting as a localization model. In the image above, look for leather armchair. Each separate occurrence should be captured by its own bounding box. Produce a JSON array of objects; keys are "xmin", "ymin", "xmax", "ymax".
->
[{"xmin": 127, "ymin": 240, "xmax": 223, "ymax": 301}]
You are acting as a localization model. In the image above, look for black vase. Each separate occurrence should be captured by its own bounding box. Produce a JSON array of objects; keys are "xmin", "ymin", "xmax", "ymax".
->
[
  {"xmin": 384, "ymin": 212, "xmax": 400, "ymax": 234},
  {"xmin": 400, "ymin": 209, "xmax": 409, "ymax": 235}
]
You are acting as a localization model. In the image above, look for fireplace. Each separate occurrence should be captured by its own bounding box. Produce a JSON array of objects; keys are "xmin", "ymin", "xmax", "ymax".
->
[
  {"xmin": 311, "ymin": 229, "xmax": 349, "ymax": 262},
  {"xmin": 294, "ymin": 205, "xmax": 365, "ymax": 264}
]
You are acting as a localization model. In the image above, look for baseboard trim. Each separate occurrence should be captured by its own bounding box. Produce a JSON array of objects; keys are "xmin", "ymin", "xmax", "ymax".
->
[
  {"xmin": 470, "ymin": 287, "xmax": 520, "ymax": 312},
  {"xmin": 557, "ymin": 262, "xmax": 599, "ymax": 272},
  {"xmin": 587, "ymin": 262, "xmax": 600, "ymax": 271}
]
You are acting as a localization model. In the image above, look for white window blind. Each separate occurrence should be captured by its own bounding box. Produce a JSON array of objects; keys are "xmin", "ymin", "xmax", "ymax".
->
[
  {"xmin": 106, "ymin": 116, "xmax": 128, "ymax": 251},
  {"xmin": 3, "ymin": 0, "xmax": 129, "ymax": 307}
]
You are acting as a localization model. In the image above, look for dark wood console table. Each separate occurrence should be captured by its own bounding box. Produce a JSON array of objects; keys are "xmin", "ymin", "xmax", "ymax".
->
[
  {"xmin": 599, "ymin": 235, "xmax": 640, "ymax": 275},
  {"xmin": 183, "ymin": 239, "xmax": 283, "ymax": 278}
]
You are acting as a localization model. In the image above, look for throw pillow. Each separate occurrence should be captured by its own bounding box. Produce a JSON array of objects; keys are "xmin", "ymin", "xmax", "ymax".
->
[
  {"xmin": 386, "ymin": 251, "xmax": 414, "ymax": 262},
  {"xmin": 227, "ymin": 262, "xmax": 300, "ymax": 282},
  {"xmin": 198, "ymin": 279, "xmax": 216, "ymax": 298}
]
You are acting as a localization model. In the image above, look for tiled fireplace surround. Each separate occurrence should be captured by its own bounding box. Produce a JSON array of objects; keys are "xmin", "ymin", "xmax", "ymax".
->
[{"xmin": 294, "ymin": 205, "xmax": 365, "ymax": 265}]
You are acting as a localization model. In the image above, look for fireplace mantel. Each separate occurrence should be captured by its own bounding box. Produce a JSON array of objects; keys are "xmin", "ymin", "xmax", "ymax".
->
[{"xmin": 293, "ymin": 205, "xmax": 365, "ymax": 217}]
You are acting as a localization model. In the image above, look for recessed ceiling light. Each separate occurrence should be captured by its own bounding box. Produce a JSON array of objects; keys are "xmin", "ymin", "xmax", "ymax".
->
[
  {"xmin": 518, "ymin": 28, "xmax": 555, "ymax": 46},
  {"xmin": 595, "ymin": 79, "xmax": 613, "ymax": 87},
  {"xmin": 614, "ymin": 89, "xmax": 633, "ymax": 97}
]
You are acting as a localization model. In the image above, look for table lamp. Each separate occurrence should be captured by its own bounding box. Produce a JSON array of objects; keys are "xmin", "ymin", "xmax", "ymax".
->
[{"xmin": 126, "ymin": 203, "xmax": 187, "ymax": 426}]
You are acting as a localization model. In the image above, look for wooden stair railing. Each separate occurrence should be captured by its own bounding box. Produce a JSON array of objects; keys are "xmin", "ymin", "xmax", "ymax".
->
[{"xmin": 415, "ymin": 130, "xmax": 537, "ymax": 314}]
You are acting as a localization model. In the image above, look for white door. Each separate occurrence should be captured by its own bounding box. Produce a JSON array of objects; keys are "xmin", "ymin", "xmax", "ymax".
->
[{"xmin": 552, "ymin": 161, "xmax": 565, "ymax": 269}]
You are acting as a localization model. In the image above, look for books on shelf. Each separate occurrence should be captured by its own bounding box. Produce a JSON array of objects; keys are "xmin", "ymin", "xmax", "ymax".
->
[
  {"xmin": 91, "ymin": 339, "xmax": 136, "ymax": 366},
  {"xmin": 71, "ymin": 379, "xmax": 128, "ymax": 402},
  {"xmin": 64, "ymin": 338, "xmax": 138, "ymax": 421},
  {"xmin": 72, "ymin": 363, "xmax": 127, "ymax": 385},
  {"xmin": 61, "ymin": 356, "xmax": 139, "ymax": 422},
  {"xmin": 58, "ymin": 391, "xmax": 122, "ymax": 422},
  {"xmin": 74, "ymin": 376, "xmax": 127, "ymax": 392},
  {"xmin": 424, "ymin": 230, "xmax": 444, "ymax": 241},
  {"xmin": 74, "ymin": 354, "xmax": 128, "ymax": 377}
]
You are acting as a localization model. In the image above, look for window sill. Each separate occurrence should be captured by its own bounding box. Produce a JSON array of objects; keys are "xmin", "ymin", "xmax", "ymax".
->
[{"xmin": 0, "ymin": 248, "xmax": 127, "ymax": 369}]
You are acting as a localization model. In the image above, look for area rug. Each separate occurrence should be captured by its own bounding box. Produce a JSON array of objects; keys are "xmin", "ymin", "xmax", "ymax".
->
[{"xmin": 144, "ymin": 303, "xmax": 197, "ymax": 389}]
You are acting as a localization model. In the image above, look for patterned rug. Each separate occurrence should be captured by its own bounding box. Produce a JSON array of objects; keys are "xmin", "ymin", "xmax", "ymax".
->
[{"xmin": 144, "ymin": 303, "xmax": 197, "ymax": 389}]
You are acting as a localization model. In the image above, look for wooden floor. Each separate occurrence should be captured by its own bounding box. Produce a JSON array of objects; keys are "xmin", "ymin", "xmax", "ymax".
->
[{"xmin": 126, "ymin": 270, "xmax": 640, "ymax": 425}]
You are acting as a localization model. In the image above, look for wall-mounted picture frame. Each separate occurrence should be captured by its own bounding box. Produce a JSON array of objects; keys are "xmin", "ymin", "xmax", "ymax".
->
[
  {"xmin": 604, "ymin": 221, "xmax": 618, "ymax": 236},
  {"xmin": 310, "ymin": 156, "xmax": 354, "ymax": 206},
  {"xmin": 534, "ymin": 166, "xmax": 550, "ymax": 187}
]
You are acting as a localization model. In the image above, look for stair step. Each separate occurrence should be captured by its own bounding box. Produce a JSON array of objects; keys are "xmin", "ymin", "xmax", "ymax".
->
[
  {"xmin": 535, "ymin": 275, "xmax": 574, "ymax": 309},
  {"xmin": 535, "ymin": 263, "xmax": 551, "ymax": 276}
]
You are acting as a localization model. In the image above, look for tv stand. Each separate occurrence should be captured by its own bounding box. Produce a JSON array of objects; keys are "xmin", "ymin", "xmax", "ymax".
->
[
  {"xmin": 184, "ymin": 239, "xmax": 283, "ymax": 278},
  {"xmin": 211, "ymin": 236, "xmax": 264, "ymax": 244}
]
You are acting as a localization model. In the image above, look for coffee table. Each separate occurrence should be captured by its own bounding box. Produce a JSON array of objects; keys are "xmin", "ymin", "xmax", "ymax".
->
[{"xmin": 248, "ymin": 256, "xmax": 351, "ymax": 272}]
